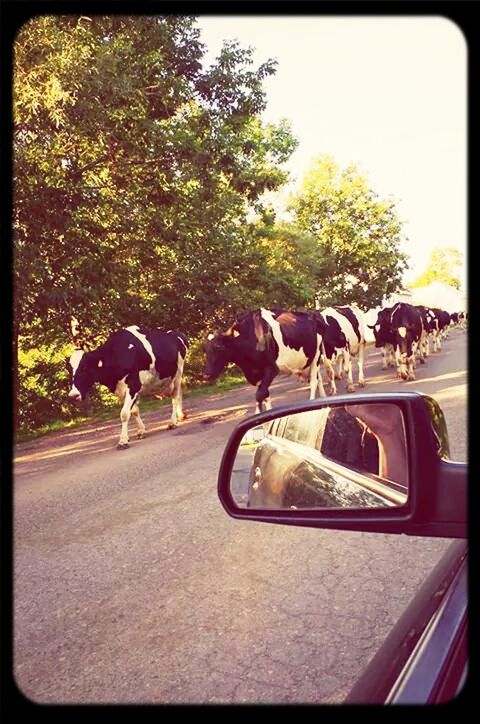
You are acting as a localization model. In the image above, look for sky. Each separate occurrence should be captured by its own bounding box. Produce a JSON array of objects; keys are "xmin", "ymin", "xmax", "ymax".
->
[{"xmin": 196, "ymin": 16, "xmax": 467, "ymax": 291}]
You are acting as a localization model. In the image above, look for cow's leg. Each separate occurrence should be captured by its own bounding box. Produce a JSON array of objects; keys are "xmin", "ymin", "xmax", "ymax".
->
[
  {"xmin": 342, "ymin": 349, "xmax": 355, "ymax": 392},
  {"xmin": 418, "ymin": 336, "xmax": 426, "ymax": 364},
  {"xmin": 388, "ymin": 345, "xmax": 396, "ymax": 367},
  {"xmin": 255, "ymin": 366, "xmax": 277, "ymax": 414},
  {"xmin": 407, "ymin": 354, "xmax": 416, "ymax": 381},
  {"xmin": 335, "ymin": 352, "xmax": 344, "ymax": 380},
  {"xmin": 322, "ymin": 355, "xmax": 336, "ymax": 395},
  {"xmin": 411, "ymin": 341, "xmax": 419, "ymax": 368},
  {"xmin": 424, "ymin": 334, "xmax": 430, "ymax": 358},
  {"xmin": 381, "ymin": 346, "xmax": 389, "ymax": 370},
  {"xmin": 131, "ymin": 402, "xmax": 146, "ymax": 439},
  {"xmin": 168, "ymin": 354, "xmax": 186, "ymax": 429},
  {"xmin": 311, "ymin": 354, "xmax": 327, "ymax": 398},
  {"xmin": 117, "ymin": 375, "xmax": 141, "ymax": 449},
  {"xmin": 357, "ymin": 343, "xmax": 366, "ymax": 387},
  {"xmin": 397, "ymin": 346, "xmax": 415, "ymax": 380}
]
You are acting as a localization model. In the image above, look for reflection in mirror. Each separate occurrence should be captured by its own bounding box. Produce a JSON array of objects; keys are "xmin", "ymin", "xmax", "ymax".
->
[{"xmin": 230, "ymin": 403, "xmax": 409, "ymax": 510}]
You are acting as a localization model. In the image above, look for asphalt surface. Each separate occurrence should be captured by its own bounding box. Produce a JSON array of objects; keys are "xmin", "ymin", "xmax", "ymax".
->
[{"xmin": 13, "ymin": 328, "xmax": 467, "ymax": 704}]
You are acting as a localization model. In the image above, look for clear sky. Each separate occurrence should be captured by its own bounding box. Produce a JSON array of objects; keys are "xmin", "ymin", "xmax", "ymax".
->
[{"xmin": 196, "ymin": 15, "xmax": 467, "ymax": 291}]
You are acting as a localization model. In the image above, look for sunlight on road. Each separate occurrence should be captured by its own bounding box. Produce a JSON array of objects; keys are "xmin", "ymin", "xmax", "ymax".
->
[
  {"xmin": 411, "ymin": 370, "xmax": 467, "ymax": 386},
  {"xmin": 433, "ymin": 384, "xmax": 467, "ymax": 403}
]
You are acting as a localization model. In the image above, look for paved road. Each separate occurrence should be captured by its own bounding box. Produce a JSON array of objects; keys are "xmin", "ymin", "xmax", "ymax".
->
[{"xmin": 13, "ymin": 329, "xmax": 467, "ymax": 704}]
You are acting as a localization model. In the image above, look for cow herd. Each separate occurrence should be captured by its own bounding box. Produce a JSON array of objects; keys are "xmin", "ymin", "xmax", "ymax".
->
[{"xmin": 66, "ymin": 303, "xmax": 467, "ymax": 449}]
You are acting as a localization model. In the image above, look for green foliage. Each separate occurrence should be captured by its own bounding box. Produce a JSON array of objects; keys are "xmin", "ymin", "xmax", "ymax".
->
[
  {"xmin": 410, "ymin": 247, "xmax": 462, "ymax": 290},
  {"xmin": 291, "ymin": 155, "xmax": 409, "ymax": 308},
  {"xmin": 14, "ymin": 16, "xmax": 297, "ymax": 346}
]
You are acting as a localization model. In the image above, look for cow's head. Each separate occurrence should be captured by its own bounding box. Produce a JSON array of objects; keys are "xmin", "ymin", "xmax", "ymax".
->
[
  {"xmin": 203, "ymin": 332, "xmax": 234, "ymax": 381},
  {"xmin": 367, "ymin": 320, "xmax": 389, "ymax": 348},
  {"xmin": 66, "ymin": 349, "xmax": 100, "ymax": 402},
  {"xmin": 366, "ymin": 308, "xmax": 394, "ymax": 348},
  {"xmin": 321, "ymin": 314, "xmax": 347, "ymax": 358}
]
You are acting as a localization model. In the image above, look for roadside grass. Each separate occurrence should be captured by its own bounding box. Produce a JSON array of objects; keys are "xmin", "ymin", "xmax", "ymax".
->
[{"xmin": 15, "ymin": 370, "xmax": 247, "ymax": 445}]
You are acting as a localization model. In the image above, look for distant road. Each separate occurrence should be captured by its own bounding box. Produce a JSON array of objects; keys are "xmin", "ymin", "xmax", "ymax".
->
[{"xmin": 14, "ymin": 328, "xmax": 467, "ymax": 704}]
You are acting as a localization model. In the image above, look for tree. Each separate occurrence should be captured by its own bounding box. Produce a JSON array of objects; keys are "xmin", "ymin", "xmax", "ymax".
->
[
  {"xmin": 13, "ymin": 15, "xmax": 298, "ymax": 431},
  {"xmin": 291, "ymin": 155, "xmax": 409, "ymax": 309},
  {"xmin": 410, "ymin": 247, "xmax": 463, "ymax": 290}
]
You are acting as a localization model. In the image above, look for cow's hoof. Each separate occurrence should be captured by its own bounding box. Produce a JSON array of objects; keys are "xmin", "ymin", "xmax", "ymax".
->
[
  {"xmin": 420, "ymin": 358, "xmax": 426, "ymax": 364},
  {"xmin": 358, "ymin": 381, "xmax": 366, "ymax": 388},
  {"xmin": 117, "ymin": 442, "xmax": 129, "ymax": 450},
  {"xmin": 407, "ymin": 374, "xmax": 415, "ymax": 381},
  {"xmin": 347, "ymin": 385, "xmax": 355, "ymax": 393},
  {"xmin": 136, "ymin": 432, "xmax": 145, "ymax": 440},
  {"xmin": 167, "ymin": 423, "xmax": 178, "ymax": 430}
]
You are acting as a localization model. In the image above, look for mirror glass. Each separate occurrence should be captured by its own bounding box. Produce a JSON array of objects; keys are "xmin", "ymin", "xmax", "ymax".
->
[{"xmin": 230, "ymin": 403, "xmax": 409, "ymax": 510}]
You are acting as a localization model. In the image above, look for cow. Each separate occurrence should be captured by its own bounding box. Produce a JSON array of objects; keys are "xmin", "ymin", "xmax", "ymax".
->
[
  {"xmin": 366, "ymin": 305, "xmax": 397, "ymax": 371},
  {"xmin": 67, "ymin": 325, "xmax": 188, "ymax": 449},
  {"xmin": 317, "ymin": 305, "xmax": 367, "ymax": 394},
  {"xmin": 429, "ymin": 308, "xmax": 452, "ymax": 348},
  {"xmin": 367, "ymin": 302, "xmax": 424, "ymax": 381},
  {"xmin": 414, "ymin": 305, "xmax": 437, "ymax": 358},
  {"xmin": 203, "ymin": 308, "xmax": 328, "ymax": 413},
  {"xmin": 450, "ymin": 311, "xmax": 467, "ymax": 331}
]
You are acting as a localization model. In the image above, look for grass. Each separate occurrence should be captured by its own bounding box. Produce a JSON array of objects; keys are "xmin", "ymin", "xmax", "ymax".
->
[{"xmin": 15, "ymin": 370, "xmax": 247, "ymax": 445}]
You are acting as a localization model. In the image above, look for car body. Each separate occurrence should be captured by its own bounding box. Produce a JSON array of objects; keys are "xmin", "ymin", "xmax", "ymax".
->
[{"xmin": 217, "ymin": 392, "xmax": 467, "ymax": 703}]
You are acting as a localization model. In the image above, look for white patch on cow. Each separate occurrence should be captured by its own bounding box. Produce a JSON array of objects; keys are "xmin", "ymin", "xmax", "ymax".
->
[
  {"xmin": 69, "ymin": 349, "xmax": 85, "ymax": 375},
  {"xmin": 321, "ymin": 307, "xmax": 364, "ymax": 354},
  {"xmin": 233, "ymin": 329, "xmax": 240, "ymax": 337},
  {"xmin": 98, "ymin": 359, "xmax": 103, "ymax": 367},
  {"xmin": 68, "ymin": 349, "xmax": 85, "ymax": 399},
  {"xmin": 398, "ymin": 326, "xmax": 407, "ymax": 338},
  {"xmin": 177, "ymin": 336, "xmax": 187, "ymax": 354},
  {"xmin": 128, "ymin": 343, "xmax": 134, "ymax": 349},
  {"xmin": 125, "ymin": 325, "xmax": 155, "ymax": 369},
  {"xmin": 207, "ymin": 333, "xmax": 215, "ymax": 341},
  {"xmin": 260, "ymin": 308, "xmax": 309, "ymax": 374}
]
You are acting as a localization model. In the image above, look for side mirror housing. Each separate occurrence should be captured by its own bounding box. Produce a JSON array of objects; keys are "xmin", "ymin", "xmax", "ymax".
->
[{"xmin": 217, "ymin": 392, "xmax": 467, "ymax": 538}]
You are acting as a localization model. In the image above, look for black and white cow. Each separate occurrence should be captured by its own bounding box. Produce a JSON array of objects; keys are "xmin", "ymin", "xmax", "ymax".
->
[
  {"xmin": 430, "ymin": 308, "xmax": 452, "ymax": 347},
  {"xmin": 317, "ymin": 305, "xmax": 367, "ymax": 394},
  {"xmin": 365, "ymin": 305, "xmax": 397, "ymax": 370},
  {"xmin": 67, "ymin": 325, "xmax": 188, "ymax": 449},
  {"xmin": 450, "ymin": 311, "xmax": 467, "ymax": 331},
  {"xmin": 203, "ymin": 308, "xmax": 328, "ymax": 413},
  {"xmin": 414, "ymin": 305, "xmax": 437, "ymax": 358},
  {"xmin": 367, "ymin": 303, "xmax": 424, "ymax": 381}
]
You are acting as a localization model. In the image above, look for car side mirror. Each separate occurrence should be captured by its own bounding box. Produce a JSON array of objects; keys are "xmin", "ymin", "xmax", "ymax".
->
[{"xmin": 217, "ymin": 392, "xmax": 467, "ymax": 538}]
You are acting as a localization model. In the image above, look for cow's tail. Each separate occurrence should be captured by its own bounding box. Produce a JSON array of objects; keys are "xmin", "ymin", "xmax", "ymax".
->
[
  {"xmin": 252, "ymin": 310, "xmax": 275, "ymax": 354},
  {"xmin": 176, "ymin": 332, "xmax": 189, "ymax": 359},
  {"xmin": 305, "ymin": 310, "xmax": 327, "ymax": 362}
]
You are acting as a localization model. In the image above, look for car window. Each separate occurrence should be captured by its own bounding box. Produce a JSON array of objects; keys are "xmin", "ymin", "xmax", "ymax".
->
[{"xmin": 282, "ymin": 411, "xmax": 313, "ymax": 445}]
